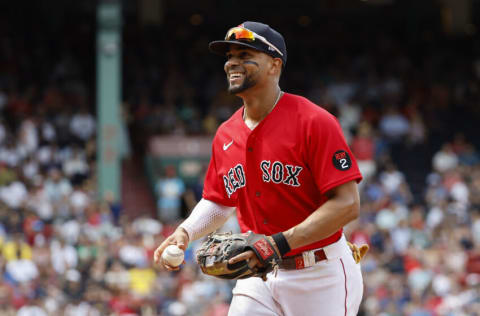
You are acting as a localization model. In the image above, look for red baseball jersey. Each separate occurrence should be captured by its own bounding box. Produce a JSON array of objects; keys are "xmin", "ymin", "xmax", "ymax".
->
[{"xmin": 203, "ymin": 93, "xmax": 362, "ymax": 256}]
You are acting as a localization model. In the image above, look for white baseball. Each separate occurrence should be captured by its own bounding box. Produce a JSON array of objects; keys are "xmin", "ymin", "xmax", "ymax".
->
[{"xmin": 162, "ymin": 245, "xmax": 184, "ymax": 267}]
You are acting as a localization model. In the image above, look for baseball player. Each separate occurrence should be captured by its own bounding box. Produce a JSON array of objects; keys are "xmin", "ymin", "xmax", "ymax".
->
[{"xmin": 154, "ymin": 21, "xmax": 364, "ymax": 315}]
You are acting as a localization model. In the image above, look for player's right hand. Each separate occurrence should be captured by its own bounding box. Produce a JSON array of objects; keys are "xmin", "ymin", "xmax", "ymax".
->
[{"xmin": 153, "ymin": 227, "xmax": 189, "ymax": 271}]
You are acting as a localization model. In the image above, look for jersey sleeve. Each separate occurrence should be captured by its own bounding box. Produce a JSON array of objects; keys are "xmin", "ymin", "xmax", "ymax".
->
[
  {"xmin": 202, "ymin": 145, "xmax": 237, "ymax": 207},
  {"xmin": 306, "ymin": 111, "xmax": 363, "ymax": 195}
]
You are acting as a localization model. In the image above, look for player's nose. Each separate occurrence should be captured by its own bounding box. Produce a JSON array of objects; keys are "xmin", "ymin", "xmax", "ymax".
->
[{"xmin": 224, "ymin": 57, "xmax": 241, "ymax": 72}]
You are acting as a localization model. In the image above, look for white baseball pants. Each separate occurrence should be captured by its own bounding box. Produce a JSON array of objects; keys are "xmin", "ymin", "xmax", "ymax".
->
[{"xmin": 228, "ymin": 234, "xmax": 363, "ymax": 316}]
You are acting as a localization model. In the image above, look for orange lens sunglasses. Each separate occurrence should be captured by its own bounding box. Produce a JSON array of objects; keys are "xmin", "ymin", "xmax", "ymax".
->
[{"xmin": 225, "ymin": 27, "xmax": 283, "ymax": 57}]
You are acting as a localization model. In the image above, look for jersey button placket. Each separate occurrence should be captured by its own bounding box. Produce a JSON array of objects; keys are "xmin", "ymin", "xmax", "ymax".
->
[
  {"xmin": 245, "ymin": 132, "xmax": 262, "ymax": 227},
  {"xmin": 246, "ymin": 134, "xmax": 255, "ymax": 156},
  {"xmin": 247, "ymin": 133, "xmax": 256, "ymax": 153}
]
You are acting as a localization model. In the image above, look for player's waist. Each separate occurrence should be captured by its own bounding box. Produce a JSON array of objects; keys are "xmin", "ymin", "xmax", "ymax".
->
[
  {"xmin": 279, "ymin": 233, "xmax": 348, "ymax": 270},
  {"xmin": 283, "ymin": 229, "xmax": 342, "ymax": 257}
]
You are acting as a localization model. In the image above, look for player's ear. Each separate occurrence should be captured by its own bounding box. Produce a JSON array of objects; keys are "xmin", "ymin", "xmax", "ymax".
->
[{"xmin": 269, "ymin": 57, "xmax": 282, "ymax": 75}]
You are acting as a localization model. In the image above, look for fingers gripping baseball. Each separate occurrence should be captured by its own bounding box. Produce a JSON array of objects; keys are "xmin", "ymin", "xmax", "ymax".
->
[{"xmin": 154, "ymin": 228, "xmax": 189, "ymax": 270}]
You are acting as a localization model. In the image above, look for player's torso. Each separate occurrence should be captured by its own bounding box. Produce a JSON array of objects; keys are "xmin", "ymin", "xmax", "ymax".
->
[{"xmin": 213, "ymin": 94, "xmax": 325, "ymax": 235}]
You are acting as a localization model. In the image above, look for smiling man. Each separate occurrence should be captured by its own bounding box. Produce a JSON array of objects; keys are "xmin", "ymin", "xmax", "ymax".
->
[{"xmin": 154, "ymin": 21, "xmax": 365, "ymax": 316}]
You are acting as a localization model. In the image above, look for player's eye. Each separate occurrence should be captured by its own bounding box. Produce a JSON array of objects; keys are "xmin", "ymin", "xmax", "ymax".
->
[{"xmin": 239, "ymin": 52, "xmax": 251, "ymax": 59}]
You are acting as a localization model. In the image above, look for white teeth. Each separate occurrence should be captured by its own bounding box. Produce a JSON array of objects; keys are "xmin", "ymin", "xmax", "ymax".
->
[{"xmin": 229, "ymin": 72, "xmax": 243, "ymax": 80}]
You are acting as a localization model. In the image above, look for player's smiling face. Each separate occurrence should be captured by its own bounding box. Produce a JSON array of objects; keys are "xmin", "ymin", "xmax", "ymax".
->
[{"xmin": 224, "ymin": 45, "xmax": 269, "ymax": 94}]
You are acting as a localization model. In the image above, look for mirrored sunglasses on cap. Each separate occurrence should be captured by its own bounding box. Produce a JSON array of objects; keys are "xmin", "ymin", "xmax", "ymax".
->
[{"xmin": 225, "ymin": 27, "xmax": 284, "ymax": 57}]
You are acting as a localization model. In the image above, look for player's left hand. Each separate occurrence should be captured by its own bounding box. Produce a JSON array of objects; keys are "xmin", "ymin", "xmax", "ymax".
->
[
  {"xmin": 229, "ymin": 235, "xmax": 281, "ymax": 270},
  {"xmin": 228, "ymin": 249, "xmax": 263, "ymax": 269}
]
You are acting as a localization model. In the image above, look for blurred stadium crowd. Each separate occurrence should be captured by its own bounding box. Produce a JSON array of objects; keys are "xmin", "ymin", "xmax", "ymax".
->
[{"xmin": 1, "ymin": 1, "xmax": 480, "ymax": 315}]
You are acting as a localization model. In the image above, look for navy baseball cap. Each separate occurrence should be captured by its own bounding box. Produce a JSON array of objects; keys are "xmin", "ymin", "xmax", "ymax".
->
[{"xmin": 209, "ymin": 21, "xmax": 287, "ymax": 66}]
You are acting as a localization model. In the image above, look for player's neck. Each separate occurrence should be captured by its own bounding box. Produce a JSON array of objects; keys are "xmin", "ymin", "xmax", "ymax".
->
[{"xmin": 241, "ymin": 86, "xmax": 282, "ymax": 126}]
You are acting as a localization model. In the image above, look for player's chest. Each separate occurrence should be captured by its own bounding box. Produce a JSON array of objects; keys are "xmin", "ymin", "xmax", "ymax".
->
[{"xmin": 216, "ymin": 132, "xmax": 306, "ymax": 197}]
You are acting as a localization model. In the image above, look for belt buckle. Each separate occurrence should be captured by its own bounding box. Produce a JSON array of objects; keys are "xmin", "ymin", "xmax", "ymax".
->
[{"xmin": 302, "ymin": 250, "xmax": 316, "ymax": 268}]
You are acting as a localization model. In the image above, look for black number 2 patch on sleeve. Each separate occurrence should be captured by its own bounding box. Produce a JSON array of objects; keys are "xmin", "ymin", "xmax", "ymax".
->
[{"xmin": 332, "ymin": 150, "xmax": 351, "ymax": 171}]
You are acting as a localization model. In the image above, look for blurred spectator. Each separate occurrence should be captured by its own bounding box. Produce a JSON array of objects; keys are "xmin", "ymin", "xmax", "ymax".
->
[
  {"xmin": 155, "ymin": 165, "xmax": 186, "ymax": 223},
  {"xmin": 0, "ymin": 177, "xmax": 27, "ymax": 210},
  {"xmin": 0, "ymin": 162, "xmax": 17, "ymax": 186},
  {"xmin": 379, "ymin": 162, "xmax": 406, "ymax": 196},
  {"xmin": 351, "ymin": 122, "xmax": 377, "ymax": 183},
  {"xmin": 132, "ymin": 216, "xmax": 163, "ymax": 237},
  {"xmin": 50, "ymin": 238, "xmax": 77, "ymax": 275},
  {"xmin": 407, "ymin": 111, "xmax": 427, "ymax": 146},
  {"xmin": 63, "ymin": 146, "xmax": 89, "ymax": 183},
  {"xmin": 118, "ymin": 235, "xmax": 149, "ymax": 268},
  {"xmin": 26, "ymin": 178, "xmax": 54, "ymax": 222},
  {"xmin": 18, "ymin": 117, "xmax": 38, "ymax": 155},
  {"xmin": 2, "ymin": 233, "xmax": 32, "ymax": 262},
  {"xmin": 44, "ymin": 168, "xmax": 72, "ymax": 204},
  {"xmin": 433, "ymin": 143, "xmax": 459, "ymax": 173},
  {"xmin": 105, "ymin": 260, "xmax": 130, "ymax": 291},
  {"xmin": 17, "ymin": 299, "xmax": 48, "ymax": 316},
  {"xmin": 129, "ymin": 265, "xmax": 156, "ymax": 297},
  {"xmin": 69, "ymin": 106, "xmax": 96, "ymax": 145},
  {"xmin": 5, "ymin": 255, "xmax": 38, "ymax": 284},
  {"xmin": 379, "ymin": 106, "xmax": 410, "ymax": 142}
]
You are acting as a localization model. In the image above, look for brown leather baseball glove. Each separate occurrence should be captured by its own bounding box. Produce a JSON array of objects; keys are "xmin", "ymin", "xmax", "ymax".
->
[{"xmin": 196, "ymin": 231, "xmax": 281, "ymax": 280}]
